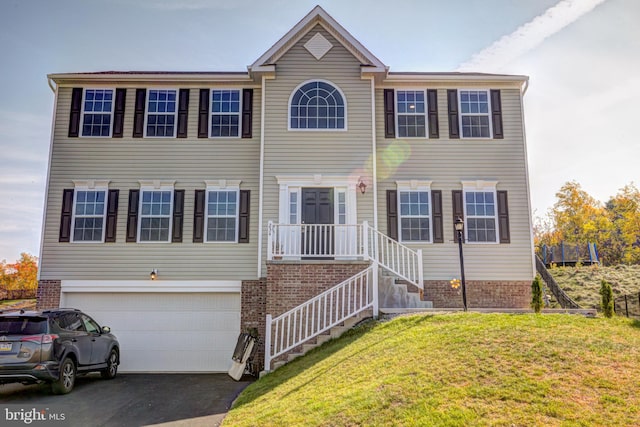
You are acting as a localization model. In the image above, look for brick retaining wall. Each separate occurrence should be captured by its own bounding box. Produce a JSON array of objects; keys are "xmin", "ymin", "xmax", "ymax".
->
[{"xmin": 424, "ymin": 280, "xmax": 531, "ymax": 309}]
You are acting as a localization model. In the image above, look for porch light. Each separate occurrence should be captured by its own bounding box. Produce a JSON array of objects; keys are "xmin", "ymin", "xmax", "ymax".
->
[
  {"xmin": 454, "ymin": 217, "xmax": 467, "ymax": 311},
  {"xmin": 357, "ymin": 179, "xmax": 367, "ymax": 194},
  {"xmin": 150, "ymin": 269, "xmax": 158, "ymax": 280}
]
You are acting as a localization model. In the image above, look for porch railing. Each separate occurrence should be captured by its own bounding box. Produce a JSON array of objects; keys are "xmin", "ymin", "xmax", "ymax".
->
[
  {"xmin": 267, "ymin": 221, "xmax": 423, "ymax": 290},
  {"xmin": 264, "ymin": 265, "xmax": 376, "ymax": 370}
]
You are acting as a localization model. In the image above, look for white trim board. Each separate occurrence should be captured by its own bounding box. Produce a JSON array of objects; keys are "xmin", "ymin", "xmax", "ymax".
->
[{"xmin": 61, "ymin": 280, "xmax": 242, "ymax": 293}]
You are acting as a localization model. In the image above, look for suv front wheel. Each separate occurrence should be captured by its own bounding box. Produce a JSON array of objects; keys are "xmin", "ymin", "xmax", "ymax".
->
[
  {"xmin": 52, "ymin": 357, "xmax": 76, "ymax": 394},
  {"xmin": 101, "ymin": 349, "xmax": 118, "ymax": 379}
]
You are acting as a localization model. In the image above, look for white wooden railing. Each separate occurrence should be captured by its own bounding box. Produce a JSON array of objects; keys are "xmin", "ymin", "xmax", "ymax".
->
[
  {"xmin": 268, "ymin": 222, "xmax": 365, "ymax": 259},
  {"xmin": 267, "ymin": 221, "xmax": 423, "ymax": 291},
  {"xmin": 264, "ymin": 221, "xmax": 425, "ymax": 371},
  {"xmin": 365, "ymin": 224, "xmax": 424, "ymax": 291},
  {"xmin": 264, "ymin": 266, "xmax": 376, "ymax": 370}
]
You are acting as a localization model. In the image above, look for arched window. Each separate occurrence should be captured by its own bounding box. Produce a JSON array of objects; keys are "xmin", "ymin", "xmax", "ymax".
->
[{"xmin": 289, "ymin": 80, "xmax": 345, "ymax": 130}]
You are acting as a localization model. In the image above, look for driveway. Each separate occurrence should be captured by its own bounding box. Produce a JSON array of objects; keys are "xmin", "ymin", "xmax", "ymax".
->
[{"xmin": 0, "ymin": 373, "xmax": 253, "ymax": 426}]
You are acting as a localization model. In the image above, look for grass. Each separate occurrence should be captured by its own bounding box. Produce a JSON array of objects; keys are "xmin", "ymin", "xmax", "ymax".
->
[
  {"xmin": 224, "ymin": 313, "xmax": 640, "ymax": 426},
  {"xmin": 548, "ymin": 264, "xmax": 640, "ymax": 309},
  {"xmin": 0, "ymin": 298, "xmax": 36, "ymax": 310}
]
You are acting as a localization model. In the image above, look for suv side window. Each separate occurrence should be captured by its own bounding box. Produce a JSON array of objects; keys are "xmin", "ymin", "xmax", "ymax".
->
[
  {"xmin": 58, "ymin": 313, "xmax": 85, "ymax": 332},
  {"xmin": 81, "ymin": 314, "xmax": 101, "ymax": 334}
]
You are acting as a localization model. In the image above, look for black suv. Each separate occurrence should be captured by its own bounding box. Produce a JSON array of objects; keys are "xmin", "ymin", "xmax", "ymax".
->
[{"xmin": 0, "ymin": 308, "xmax": 119, "ymax": 394}]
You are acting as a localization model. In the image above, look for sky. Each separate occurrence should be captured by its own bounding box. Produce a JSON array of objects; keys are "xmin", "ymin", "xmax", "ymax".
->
[{"xmin": 0, "ymin": 0, "xmax": 637, "ymax": 262}]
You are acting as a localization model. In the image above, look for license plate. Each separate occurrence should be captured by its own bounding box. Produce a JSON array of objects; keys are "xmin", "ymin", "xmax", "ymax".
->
[{"xmin": 0, "ymin": 342, "xmax": 12, "ymax": 352}]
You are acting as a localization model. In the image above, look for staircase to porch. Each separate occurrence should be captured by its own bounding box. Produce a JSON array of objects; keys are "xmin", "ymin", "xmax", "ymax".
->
[{"xmin": 264, "ymin": 222, "xmax": 431, "ymax": 371}]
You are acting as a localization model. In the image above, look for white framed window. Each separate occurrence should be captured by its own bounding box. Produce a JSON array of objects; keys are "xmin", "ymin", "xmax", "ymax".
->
[
  {"xmin": 81, "ymin": 89, "xmax": 114, "ymax": 137},
  {"xmin": 396, "ymin": 90, "xmax": 427, "ymax": 138},
  {"xmin": 210, "ymin": 89, "xmax": 241, "ymax": 138},
  {"xmin": 138, "ymin": 186, "xmax": 173, "ymax": 243},
  {"xmin": 145, "ymin": 89, "xmax": 177, "ymax": 137},
  {"xmin": 462, "ymin": 181, "xmax": 499, "ymax": 243},
  {"xmin": 205, "ymin": 181, "xmax": 240, "ymax": 242},
  {"xmin": 289, "ymin": 191, "xmax": 299, "ymax": 224},
  {"xmin": 336, "ymin": 191, "xmax": 346, "ymax": 225},
  {"xmin": 289, "ymin": 80, "xmax": 346, "ymax": 130},
  {"xmin": 397, "ymin": 180, "xmax": 432, "ymax": 243},
  {"xmin": 459, "ymin": 90, "xmax": 492, "ymax": 138},
  {"xmin": 71, "ymin": 185, "xmax": 108, "ymax": 242}
]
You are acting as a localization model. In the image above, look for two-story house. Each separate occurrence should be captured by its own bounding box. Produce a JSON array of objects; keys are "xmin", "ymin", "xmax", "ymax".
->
[{"xmin": 38, "ymin": 6, "xmax": 535, "ymax": 373}]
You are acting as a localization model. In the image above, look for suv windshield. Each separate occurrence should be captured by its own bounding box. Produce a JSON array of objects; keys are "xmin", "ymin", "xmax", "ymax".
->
[{"xmin": 0, "ymin": 317, "xmax": 48, "ymax": 335}]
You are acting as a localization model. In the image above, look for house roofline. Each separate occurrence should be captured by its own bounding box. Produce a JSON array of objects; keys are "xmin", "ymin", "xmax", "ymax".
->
[
  {"xmin": 249, "ymin": 5, "xmax": 386, "ymax": 71},
  {"xmin": 48, "ymin": 71, "xmax": 254, "ymax": 84}
]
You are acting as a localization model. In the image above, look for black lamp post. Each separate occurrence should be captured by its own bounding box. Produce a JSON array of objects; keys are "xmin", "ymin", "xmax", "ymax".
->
[{"xmin": 454, "ymin": 217, "xmax": 468, "ymax": 311}]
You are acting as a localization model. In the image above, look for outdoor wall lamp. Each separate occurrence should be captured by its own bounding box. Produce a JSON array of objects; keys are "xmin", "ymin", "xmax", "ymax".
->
[
  {"xmin": 454, "ymin": 217, "xmax": 468, "ymax": 311},
  {"xmin": 150, "ymin": 269, "xmax": 158, "ymax": 281},
  {"xmin": 358, "ymin": 179, "xmax": 367, "ymax": 194}
]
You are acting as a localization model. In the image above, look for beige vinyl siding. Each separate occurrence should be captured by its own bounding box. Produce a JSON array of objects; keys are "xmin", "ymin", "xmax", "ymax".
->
[
  {"xmin": 376, "ymin": 86, "xmax": 534, "ymax": 281},
  {"xmin": 41, "ymin": 86, "xmax": 261, "ymax": 281},
  {"xmin": 260, "ymin": 26, "xmax": 375, "ymax": 275}
]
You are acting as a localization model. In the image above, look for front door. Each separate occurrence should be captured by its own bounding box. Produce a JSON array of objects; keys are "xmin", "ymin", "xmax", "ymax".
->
[{"xmin": 301, "ymin": 188, "xmax": 334, "ymax": 259}]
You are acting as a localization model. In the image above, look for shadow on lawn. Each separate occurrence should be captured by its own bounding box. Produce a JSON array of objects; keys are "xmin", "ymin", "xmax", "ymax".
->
[{"xmin": 233, "ymin": 314, "xmax": 435, "ymax": 408}]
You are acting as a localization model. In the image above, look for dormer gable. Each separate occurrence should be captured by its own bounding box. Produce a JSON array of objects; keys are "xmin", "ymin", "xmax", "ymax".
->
[{"xmin": 249, "ymin": 5, "xmax": 387, "ymax": 76}]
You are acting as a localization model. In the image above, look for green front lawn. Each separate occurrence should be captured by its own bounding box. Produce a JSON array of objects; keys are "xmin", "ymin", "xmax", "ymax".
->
[{"xmin": 225, "ymin": 313, "xmax": 640, "ymax": 426}]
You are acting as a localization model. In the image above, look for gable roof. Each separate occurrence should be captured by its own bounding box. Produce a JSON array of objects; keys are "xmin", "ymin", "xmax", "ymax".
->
[{"xmin": 250, "ymin": 5, "xmax": 387, "ymax": 73}]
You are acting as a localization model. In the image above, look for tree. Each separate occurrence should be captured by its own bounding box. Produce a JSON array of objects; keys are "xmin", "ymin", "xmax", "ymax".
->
[
  {"xmin": 531, "ymin": 275, "xmax": 544, "ymax": 313},
  {"xmin": 0, "ymin": 253, "xmax": 38, "ymax": 298},
  {"xmin": 599, "ymin": 280, "xmax": 614, "ymax": 318},
  {"xmin": 606, "ymin": 184, "xmax": 640, "ymax": 264}
]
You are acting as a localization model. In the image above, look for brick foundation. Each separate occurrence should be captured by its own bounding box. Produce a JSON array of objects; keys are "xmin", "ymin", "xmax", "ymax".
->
[
  {"xmin": 265, "ymin": 261, "xmax": 370, "ymax": 318},
  {"xmin": 240, "ymin": 278, "xmax": 267, "ymax": 371},
  {"xmin": 36, "ymin": 280, "xmax": 62, "ymax": 310},
  {"xmin": 424, "ymin": 280, "xmax": 531, "ymax": 309}
]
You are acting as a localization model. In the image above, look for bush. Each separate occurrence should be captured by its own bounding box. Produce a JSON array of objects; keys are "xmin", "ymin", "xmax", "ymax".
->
[
  {"xmin": 600, "ymin": 280, "xmax": 614, "ymax": 318},
  {"xmin": 531, "ymin": 275, "xmax": 544, "ymax": 313}
]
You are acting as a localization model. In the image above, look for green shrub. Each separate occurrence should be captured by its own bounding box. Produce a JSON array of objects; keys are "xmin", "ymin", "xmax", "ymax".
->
[
  {"xmin": 600, "ymin": 280, "xmax": 614, "ymax": 318},
  {"xmin": 531, "ymin": 275, "xmax": 544, "ymax": 313}
]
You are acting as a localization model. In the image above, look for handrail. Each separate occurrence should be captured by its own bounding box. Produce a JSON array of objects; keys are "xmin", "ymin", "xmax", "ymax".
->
[
  {"xmin": 264, "ymin": 266, "xmax": 375, "ymax": 371},
  {"xmin": 365, "ymin": 222, "xmax": 423, "ymax": 290},
  {"xmin": 267, "ymin": 221, "xmax": 423, "ymax": 290},
  {"xmin": 534, "ymin": 255, "xmax": 580, "ymax": 309}
]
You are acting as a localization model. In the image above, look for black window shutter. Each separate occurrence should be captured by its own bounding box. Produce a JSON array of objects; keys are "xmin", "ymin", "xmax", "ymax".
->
[
  {"xmin": 238, "ymin": 190, "xmax": 250, "ymax": 243},
  {"xmin": 386, "ymin": 190, "xmax": 398, "ymax": 241},
  {"xmin": 497, "ymin": 190, "xmax": 510, "ymax": 243},
  {"xmin": 432, "ymin": 190, "xmax": 443, "ymax": 243},
  {"xmin": 427, "ymin": 89, "xmax": 439, "ymax": 139},
  {"xmin": 241, "ymin": 89, "xmax": 253, "ymax": 139},
  {"xmin": 59, "ymin": 189, "xmax": 74, "ymax": 242},
  {"xmin": 447, "ymin": 89, "xmax": 460, "ymax": 139},
  {"xmin": 452, "ymin": 190, "xmax": 464, "ymax": 241},
  {"xmin": 133, "ymin": 89, "xmax": 146, "ymax": 138},
  {"xmin": 177, "ymin": 89, "xmax": 190, "ymax": 138},
  {"xmin": 490, "ymin": 89, "xmax": 504, "ymax": 139},
  {"xmin": 383, "ymin": 89, "xmax": 395, "ymax": 138},
  {"xmin": 105, "ymin": 189, "xmax": 119, "ymax": 242},
  {"xmin": 172, "ymin": 190, "xmax": 185, "ymax": 242},
  {"xmin": 68, "ymin": 88, "xmax": 83, "ymax": 138},
  {"xmin": 112, "ymin": 89, "xmax": 126, "ymax": 138},
  {"xmin": 198, "ymin": 89, "xmax": 209, "ymax": 138},
  {"xmin": 193, "ymin": 190, "xmax": 205, "ymax": 242},
  {"xmin": 126, "ymin": 190, "xmax": 140, "ymax": 242}
]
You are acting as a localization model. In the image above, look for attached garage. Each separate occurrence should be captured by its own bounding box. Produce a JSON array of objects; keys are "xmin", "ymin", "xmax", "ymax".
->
[{"xmin": 60, "ymin": 282, "xmax": 241, "ymax": 372}]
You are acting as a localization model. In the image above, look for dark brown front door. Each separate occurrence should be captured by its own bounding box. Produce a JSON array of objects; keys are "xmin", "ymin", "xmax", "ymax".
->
[{"xmin": 301, "ymin": 188, "xmax": 334, "ymax": 259}]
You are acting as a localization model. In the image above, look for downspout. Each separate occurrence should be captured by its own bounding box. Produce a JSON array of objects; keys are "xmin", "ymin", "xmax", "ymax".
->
[
  {"xmin": 519, "ymin": 77, "xmax": 536, "ymax": 278},
  {"xmin": 257, "ymin": 75, "xmax": 266, "ymax": 277},
  {"xmin": 369, "ymin": 77, "xmax": 378, "ymax": 227},
  {"xmin": 38, "ymin": 78, "xmax": 59, "ymax": 281}
]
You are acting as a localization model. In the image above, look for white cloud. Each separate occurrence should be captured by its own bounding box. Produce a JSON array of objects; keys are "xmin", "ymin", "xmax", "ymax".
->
[{"xmin": 457, "ymin": 0, "xmax": 608, "ymax": 72}]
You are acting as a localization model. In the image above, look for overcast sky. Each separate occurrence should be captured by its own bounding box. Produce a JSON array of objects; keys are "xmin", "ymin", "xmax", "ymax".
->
[{"xmin": 0, "ymin": 0, "xmax": 637, "ymax": 262}]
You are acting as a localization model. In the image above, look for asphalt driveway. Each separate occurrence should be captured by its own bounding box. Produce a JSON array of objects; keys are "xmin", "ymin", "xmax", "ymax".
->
[{"xmin": 0, "ymin": 373, "xmax": 253, "ymax": 426}]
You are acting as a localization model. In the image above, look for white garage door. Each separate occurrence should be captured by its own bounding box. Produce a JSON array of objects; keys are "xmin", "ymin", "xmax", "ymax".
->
[{"xmin": 62, "ymin": 292, "xmax": 240, "ymax": 372}]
